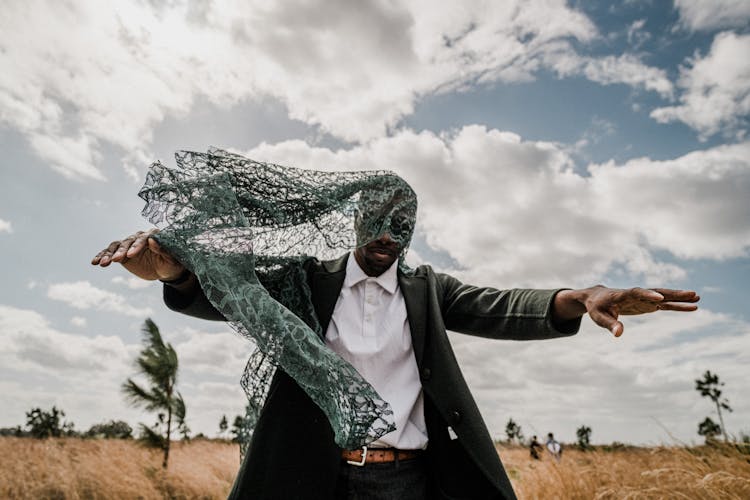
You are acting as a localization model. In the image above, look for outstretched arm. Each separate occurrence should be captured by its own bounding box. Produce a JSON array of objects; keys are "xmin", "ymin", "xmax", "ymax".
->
[{"xmin": 552, "ymin": 286, "xmax": 700, "ymax": 337}]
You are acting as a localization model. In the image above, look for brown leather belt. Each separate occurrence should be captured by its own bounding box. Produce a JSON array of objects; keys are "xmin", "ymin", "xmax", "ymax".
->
[{"xmin": 341, "ymin": 446, "xmax": 422, "ymax": 466}]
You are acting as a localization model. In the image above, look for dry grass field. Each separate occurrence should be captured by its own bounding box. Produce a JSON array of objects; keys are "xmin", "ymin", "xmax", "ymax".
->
[
  {"xmin": 499, "ymin": 443, "xmax": 750, "ymax": 499},
  {"xmin": 0, "ymin": 437, "xmax": 237, "ymax": 499},
  {"xmin": 1, "ymin": 437, "xmax": 749, "ymax": 499}
]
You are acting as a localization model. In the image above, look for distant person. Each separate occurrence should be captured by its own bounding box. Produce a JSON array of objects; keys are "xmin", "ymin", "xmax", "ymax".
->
[
  {"xmin": 529, "ymin": 435, "xmax": 542, "ymax": 460},
  {"xmin": 546, "ymin": 433, "xmax": 562, "ymax": 462}
]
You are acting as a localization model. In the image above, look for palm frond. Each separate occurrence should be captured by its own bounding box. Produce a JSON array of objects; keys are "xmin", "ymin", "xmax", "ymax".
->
[
  {"xmin": 173, "ymin": 392, "xmax": 186, "ymax": 423},
  {"xmin": 122, "ymin": 379, "xmax": 158, "ymax": 406}
]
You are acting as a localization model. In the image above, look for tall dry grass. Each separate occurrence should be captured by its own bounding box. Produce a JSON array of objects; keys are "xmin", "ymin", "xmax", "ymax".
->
[
  {"xmin": 0, "ymin": 437, "xmax": 237, "ymax": 499},
  {"xmin": 499, "ymin": 443, "xmax": 750, "ymax": 499},
  {"xmin": 2, "ymin": 437, "xmax": 749, "ymax": 498}
]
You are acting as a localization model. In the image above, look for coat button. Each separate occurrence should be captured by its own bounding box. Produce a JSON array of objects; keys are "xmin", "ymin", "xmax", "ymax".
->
[
  {"xmin": 451, "ymin": 411, "xmax": 461, "ymax": 425},
  {"xmin": 421, "ymin": 368, "xmax": 431, "ymax": 381}
]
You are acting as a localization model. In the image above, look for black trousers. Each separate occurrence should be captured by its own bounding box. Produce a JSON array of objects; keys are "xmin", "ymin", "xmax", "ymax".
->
[{"xmin": 334, "ymin": 457, "xmax": 428, "ymax": 500}]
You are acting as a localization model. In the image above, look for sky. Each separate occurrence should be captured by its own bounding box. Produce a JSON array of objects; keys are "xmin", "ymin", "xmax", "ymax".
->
[{"xmin": 0, "ymin": 0, "xmax": 748, "ymax": 446}]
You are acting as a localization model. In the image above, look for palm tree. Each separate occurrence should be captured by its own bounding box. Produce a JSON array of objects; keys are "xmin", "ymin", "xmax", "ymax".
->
[{"xmin": 122, "ymin": 318, "xmax": 186, "ymax": 468}]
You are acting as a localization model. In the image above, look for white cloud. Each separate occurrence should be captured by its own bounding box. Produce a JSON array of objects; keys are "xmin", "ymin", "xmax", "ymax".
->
[
  {"xmin": 28, "ymin": 133, "xmax": 105, "ymax": 181},
  {"xmin": 572, "ymin": 117, "xmax": 617, "ymax": 156},
  {"xmin": 542, "ymin": 47, "xmax": 673, "ymax": 98},
  {"xmin": 47, "ymin": 281, "xmax": 153, "ymax": 317},
  {"xmin": 246, "ymin": 129, "xmax": 750, "ymax": 288},
  {"xmin": 626, "ymin": 19, "xmax": 650, "ymax": 49},
  {"xmin": 0, "ymin": 305, "xmax": 130, "ymax": 374},
  {"xmin": 173, "ymin": 328, "xmax": 252, "ymax": 378},
  {"xmin": 651, "ymin": 32, "xmax": 750, "ymax": 140},
  {"xmin": 449, "ymin": 308, "xmax": 750, "ymax": 444},
  {"xmin": 0, "ymin": 0, "xmax": 676, "ymax": 181},
  {"xmin": 674, "ymin": 0, "xmax": 750, "ymax": 31},
  {"xmin": 70, "ymin": 316, "xmax": 87, "ymax": 327},
  {"xmin": 0, "ymin": 305, "xmax": 248, "ymax": 436},
  {"xmin": 581, "ymin": 54, "xmax": 673, "ymax": 98},
  {"xmin": 0, "ymin": 218, "xmax": 12, "ymax": 233},
  {"xmin": 587, "ymin": 142, "xmax": 750, "ymax": 260},
  {"xmin": 111, "ymin": 276, "xmax": 151, "ymax": 290}
]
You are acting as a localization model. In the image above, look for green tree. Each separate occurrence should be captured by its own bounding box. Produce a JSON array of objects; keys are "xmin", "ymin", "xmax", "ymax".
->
[
  {"xmin": 85, "ymin": 420, "xmax": 133, "ymax": 439},
  {"xmin": 504, "ymin": 418, "xmax": 524, "ymax": 444},
  {"xmin": 122, "ymin": 318, "xmax": 187, "ymax": 468},
  {"xmin": 697, "ymin": 417, "xmax": 721, "ymax": 442},
  {"xmin": 231, "ymin": 403, "xmax": 258, "ymax": 459},
  {"xmin": 695, "ymin": 370, "xmax": 733, "ymax": 442},
  {"xmin": 25, "ymin": 406, "xmax": 75, "ymax": 438},
  {"xmin": 576, "ymin": 425, "xmax": 592, "ymax": 450},
  {"xmin": 231, "ymin": 415, "xmax": 245, "ymax": 443},
  {"xmin": 0, "ymin": 426, "xmax": 26, "ymax": 437}
]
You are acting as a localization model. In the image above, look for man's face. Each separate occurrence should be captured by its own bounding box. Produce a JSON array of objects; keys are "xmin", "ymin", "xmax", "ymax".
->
[
  {"xmin": 351, "ymin": 178, "xmax": 417, "ymax": 276},
  {"xmin": 353, "ymin": 232, "xmax": 401, "ymax": 277}
]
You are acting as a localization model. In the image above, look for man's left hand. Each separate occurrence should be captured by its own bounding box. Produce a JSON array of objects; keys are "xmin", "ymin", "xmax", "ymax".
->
[{"xmin": 554, "ymin": 286, "xmax": 700, "ymax": 337}]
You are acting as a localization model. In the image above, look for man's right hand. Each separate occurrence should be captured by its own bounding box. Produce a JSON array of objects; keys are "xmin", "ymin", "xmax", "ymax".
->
[{"xmin": 91, "ymin": 228, "xmax": 186, "ymax": 281}]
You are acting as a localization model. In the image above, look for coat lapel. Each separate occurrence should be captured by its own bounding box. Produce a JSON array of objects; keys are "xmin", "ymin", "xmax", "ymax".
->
[
  {"xmin": 310, "ymin": 254, "xmax": 348, "ymax": 338},
  {"xmin": 399, "ymin": 272, "xmax": 427, "ymax": 368}
]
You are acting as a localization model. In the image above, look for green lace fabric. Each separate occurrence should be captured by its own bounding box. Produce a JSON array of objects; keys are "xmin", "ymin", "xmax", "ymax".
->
[{"xmin": 138, "ymin": 148, "xmax": 418, "ymax": 449}]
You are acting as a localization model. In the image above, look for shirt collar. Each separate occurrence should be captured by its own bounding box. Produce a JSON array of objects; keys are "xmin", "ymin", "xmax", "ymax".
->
[{"xmin": 345, "ymin": 251, "xmax": 399, "ymax": 294}]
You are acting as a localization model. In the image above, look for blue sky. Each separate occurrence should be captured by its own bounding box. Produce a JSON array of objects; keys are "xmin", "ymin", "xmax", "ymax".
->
[{"xmin": 1, "ymin": 0, "xmax": 748, "ymax": 445}]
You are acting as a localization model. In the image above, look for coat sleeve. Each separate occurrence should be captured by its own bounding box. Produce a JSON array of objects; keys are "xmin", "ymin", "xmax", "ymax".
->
[
  {"xmin": 163, "ymin": 282, "xmax": 226, "ymax": 321},
  {"xmin": 436, "ymin": 272, "xmax": 580, "ymax": 340},
  {"xmin": 162, "ymin": 258, "xmax": 320, "ymax": 322}
]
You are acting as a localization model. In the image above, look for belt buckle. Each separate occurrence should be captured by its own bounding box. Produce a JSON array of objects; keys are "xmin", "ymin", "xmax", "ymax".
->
[{"xmin": 346, "ymin": 446, "xmax": 368, "ymax": 466}]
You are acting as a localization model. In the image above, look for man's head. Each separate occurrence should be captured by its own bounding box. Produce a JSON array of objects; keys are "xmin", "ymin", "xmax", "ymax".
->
[
  {"xmin": 354, "ymin": 232, "xmax": 401, "ymax": 276},
  {"xmin": 352, "ymin": 175, "xmax": 417, "ymax": 276}
]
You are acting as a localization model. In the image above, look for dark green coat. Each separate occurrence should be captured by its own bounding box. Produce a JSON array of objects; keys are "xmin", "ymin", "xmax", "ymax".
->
[{"xmin": 164, "ymin": 254, "xmax": 580, "ymax": 499}]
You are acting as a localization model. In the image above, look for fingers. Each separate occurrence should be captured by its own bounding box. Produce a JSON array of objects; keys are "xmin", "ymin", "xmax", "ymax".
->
[
  {"xmin": 91, "ymin": 240, "xmax": 122, "ymax": 267},
  {"xmin": 649, "ymin": 288, "xmax": 700, "ymax": 313},
  {"xmin": 650, "ymin": 288, "xmax": 700, "ymax": 303},
  {"xmin": 617, "ymin": 288, "xmax": 699, "ymax": 315},
  {"xmin": 629, "ymin": 287, "xmax": 664, "ymax": 302},
  {"xmin": 611, "ymin": 321, "xmax": 624, "ymax": 338},
  {"xmin": 656, "ymin": 302, "xmax": 699, "ymax": 312},
  {"xmin": 125, "ymin": 230, "xmax": 157, "ymax": 258},
  {"xmin": 91, "ymin": 229, "xmax": 158, "ymax": 267},
  {"xmin": 111, "ymin": 235, "xmax": 139, "ymax": 263},
  {"xmin": 588, "ymin": 307, "xmax": 624, "ymax": 337},
  {"xmin": 582, "ymin": 286, "xmax": 700, "ymax": 339}
]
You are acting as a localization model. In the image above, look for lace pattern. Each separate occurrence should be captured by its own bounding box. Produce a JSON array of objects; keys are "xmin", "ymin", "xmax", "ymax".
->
[{"xmin": 138, "ymin": 148, "xmax": 417, "ymax": 448}]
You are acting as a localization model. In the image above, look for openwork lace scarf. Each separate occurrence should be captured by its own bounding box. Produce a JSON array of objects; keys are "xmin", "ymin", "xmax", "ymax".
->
[{"xmin": 138, "ymin": 148, "xmax": 418, "ymax": 449}]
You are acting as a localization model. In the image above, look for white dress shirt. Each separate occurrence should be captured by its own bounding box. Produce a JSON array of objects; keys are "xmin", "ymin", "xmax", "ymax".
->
[{"xmin": 325, "ymin": 253, "xmax": 428, "ymax": 450}]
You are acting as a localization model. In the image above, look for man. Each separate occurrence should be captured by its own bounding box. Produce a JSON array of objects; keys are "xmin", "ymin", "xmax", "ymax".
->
[
  {"xmin": 529, "ymin": 436, "xmax": 542, "ymax": 460},
  {"xmin": 93, "ymin": 227, "xmax": 698, "ymax": 499},
  {"xmin": 93, "ymin": 152, "xmax": 699, "ymax": 499},
  {"xmin": 545, "ymin": 433, "xmax": 562, "ymax": 462}
]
